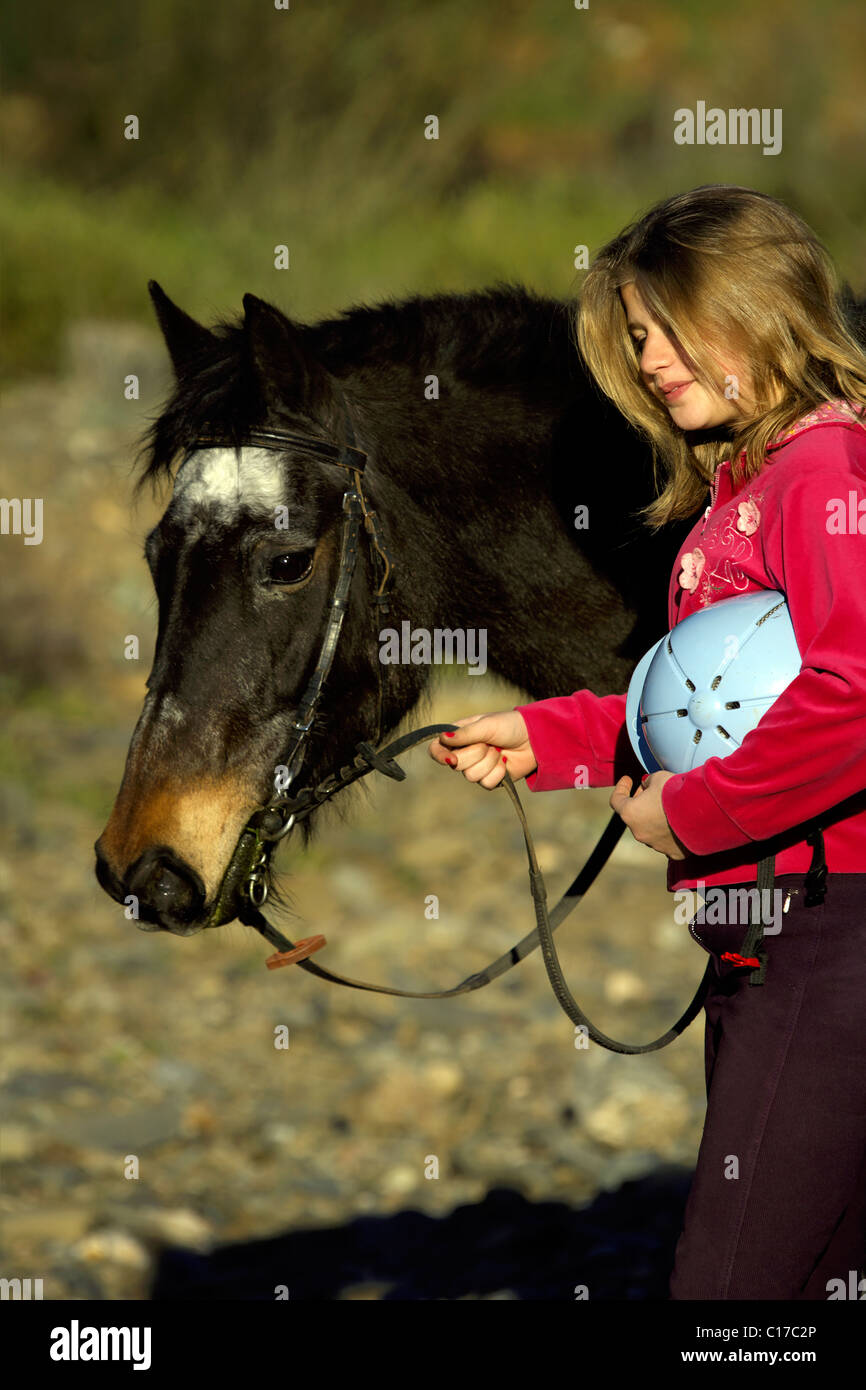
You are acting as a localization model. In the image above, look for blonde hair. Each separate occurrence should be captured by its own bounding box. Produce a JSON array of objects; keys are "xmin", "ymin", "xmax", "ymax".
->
[{"xmin": 575, "ymin": 185, "xmax": 866, "ymax": 529}]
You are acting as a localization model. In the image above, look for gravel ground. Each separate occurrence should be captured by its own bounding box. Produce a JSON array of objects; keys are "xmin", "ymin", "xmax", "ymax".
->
[{"xmin": 0, "ymin": 329, "xmax": 710, "ymax": 1300}]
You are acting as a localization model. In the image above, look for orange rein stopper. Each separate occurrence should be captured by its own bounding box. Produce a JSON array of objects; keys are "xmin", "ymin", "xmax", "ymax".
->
[{"xmin": 265, "ymin": 935, "xmax": 327, "ymax": 970}]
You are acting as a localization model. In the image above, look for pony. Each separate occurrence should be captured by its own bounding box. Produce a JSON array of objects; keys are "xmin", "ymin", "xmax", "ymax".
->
[{"xmin": 94, "ymin": 278, "xmax": 739, "ymax": 933}]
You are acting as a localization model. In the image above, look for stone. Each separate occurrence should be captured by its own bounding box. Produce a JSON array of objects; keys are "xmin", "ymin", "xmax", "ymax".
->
[
  {"xmin": 583, "ymin": 1078, "xmax": 691, "ymax": 1153},
  {"xmin": 73, "ymin": 1228, "xmax": 151, "ymax": 1270},
  {"xmin": 603, "ymin": 970, "xmax": 648, "ymax": 1005}
]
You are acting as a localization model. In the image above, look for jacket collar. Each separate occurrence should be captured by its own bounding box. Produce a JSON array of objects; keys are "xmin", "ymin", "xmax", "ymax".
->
[
  {"xmin": 714, "ymin": 397, "xmax": 864, "ymax": 501},
  {"xmin": 765, "ymin": 396, "xmax": 864, "ymax": 451}
]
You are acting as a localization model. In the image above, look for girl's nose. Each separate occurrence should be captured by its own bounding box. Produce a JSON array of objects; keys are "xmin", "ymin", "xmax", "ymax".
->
[{"xmin": 640, "ymin": 327, "xmax": 676, "ymax": 377}]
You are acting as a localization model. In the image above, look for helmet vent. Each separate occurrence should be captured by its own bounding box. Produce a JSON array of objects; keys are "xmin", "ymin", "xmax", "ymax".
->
[
  {"xmin": 725, "ymin": 700, "xmax": 740, "ymax": 709},
  {"xmin": 692, "ymin": 730, "xmax": 702, "ymax": 744},
  {"xmin": 716, "ymin": 725, "xmax": 731, "ymax": 740},
  {"xmin": 676, "ymin": 708, "xmax": 688, "ymax": 718},
  {"xmin": 685, "ymin": 678, "xmax": 695, "ymax": 691},
  {"xmin": 710, "ymin": 675, "xmax": 722, "ymax": 690}
]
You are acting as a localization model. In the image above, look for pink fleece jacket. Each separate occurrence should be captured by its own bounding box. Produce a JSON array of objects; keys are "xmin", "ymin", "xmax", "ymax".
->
[{"xmin": 514, "ymin": 398, "xmax": 866, "ymax": 892}]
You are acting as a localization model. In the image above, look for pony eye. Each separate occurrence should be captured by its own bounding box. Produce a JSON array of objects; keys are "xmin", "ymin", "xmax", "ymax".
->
[{"xmin": 266, "ymin": 551, "xmax": 315, "ymax": 585}]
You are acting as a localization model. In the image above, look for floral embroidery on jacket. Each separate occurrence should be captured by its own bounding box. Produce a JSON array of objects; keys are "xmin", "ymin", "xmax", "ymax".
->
[
  {"xmin": 707, "ymin": 508, "xmax": 754, "ymax": 596},
  {"xmin": 677, "ymin": 547, "xmax": 705, "ymax": 592},
  {"xmin": 680, "ymin": 490, "xmax": 764, "ymax": 604},
  {"xmin": 674, "ymin": 397, "xmax": 861, "ymax": 609},
  {"xmin": 767, "ymin": 397, "xmax": 864, "ymax": 446},
  {"xmin": 736, "ymin": 498, "xmax": 760, "ymax": 535}
]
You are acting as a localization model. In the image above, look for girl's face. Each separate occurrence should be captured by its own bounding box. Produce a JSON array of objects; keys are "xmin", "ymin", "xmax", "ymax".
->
[{"xmin": 619, "ymin": 281, "xmax": 757, "ymax": 429}]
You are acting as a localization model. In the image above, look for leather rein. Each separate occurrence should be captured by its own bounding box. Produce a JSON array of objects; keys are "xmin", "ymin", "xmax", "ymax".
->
[{"xmin": 188, "ymin": 395, "xmax": 714, "ymax": 1054}]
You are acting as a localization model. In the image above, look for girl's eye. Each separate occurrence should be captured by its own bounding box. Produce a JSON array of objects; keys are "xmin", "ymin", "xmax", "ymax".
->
[
  {"xmin": 265, "ymin": 550, "xmax": 315, "ymax": 585},
  {"xmin": 631, "ymin": 336, "xmax": 645, "ymax": 353}
]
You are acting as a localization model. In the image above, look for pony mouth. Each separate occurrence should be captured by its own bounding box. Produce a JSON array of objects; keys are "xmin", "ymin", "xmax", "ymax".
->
[
  {"xmin": 135, "ymin": 918, "xmax": 207, "ymax": 937},
  {"xmin": 131, "ymin": 882, "xmax": 246, "ymax": 935},
  {"xmin": 97, "ymin": 846, "xmax": 215, "ymax": 936}
]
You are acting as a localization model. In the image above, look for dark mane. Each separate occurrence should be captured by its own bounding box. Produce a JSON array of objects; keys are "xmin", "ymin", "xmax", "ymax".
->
[
  {"xmin": 309, "ymin": 280, "xmax": 576, "ymax": 387},
  {"xmin": 136, "ymin": 281, "xmax": 578, "ymax": 490}
]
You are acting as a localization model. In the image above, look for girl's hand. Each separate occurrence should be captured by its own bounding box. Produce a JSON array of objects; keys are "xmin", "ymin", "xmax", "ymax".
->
[
  {"xmin": 428, "ymin": 712, "xmax": 538, "ymax": 789},
  {"xmin": 609, "ymin": 771, "xmax": 689, "ymax": 860}
]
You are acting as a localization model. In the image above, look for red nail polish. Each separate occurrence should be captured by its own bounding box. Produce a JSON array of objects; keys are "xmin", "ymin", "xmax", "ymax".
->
[
  {"xmin": 502, "ymin": 756, "xmax": 507, "ymax": 764},
  {"xmin": 447, "ymin": 757, "xmax": 457, "ymax": 767},
  {"xmin": 443, "ymin": 731, "xmax": 455, "ymax": 737}
]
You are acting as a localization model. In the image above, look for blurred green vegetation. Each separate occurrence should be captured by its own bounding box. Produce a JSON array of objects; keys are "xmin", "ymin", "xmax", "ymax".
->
[{"xmin": 2, "ymin": 0, "xmax": 866, "ymax": 378}]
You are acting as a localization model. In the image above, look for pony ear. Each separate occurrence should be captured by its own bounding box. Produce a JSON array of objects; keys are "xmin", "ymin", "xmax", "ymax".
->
[
  {"xmin": 243, "ymin": 292, "xmax": 331, "ymax": 411},
  {"xmin": 148, "ymin": 281, "xmax": 217, "ymax": 379}
]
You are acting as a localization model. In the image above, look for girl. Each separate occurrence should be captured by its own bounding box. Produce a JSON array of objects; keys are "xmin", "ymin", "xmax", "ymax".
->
[{"xmin": 429, "ymin": 185, "xmax": 866, "ymax": 1301}]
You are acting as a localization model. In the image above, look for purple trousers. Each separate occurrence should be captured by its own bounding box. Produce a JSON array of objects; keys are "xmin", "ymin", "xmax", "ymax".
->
[{"xmin": 669, "ymin": 872, "xmax": 866, "ymax": 1300}]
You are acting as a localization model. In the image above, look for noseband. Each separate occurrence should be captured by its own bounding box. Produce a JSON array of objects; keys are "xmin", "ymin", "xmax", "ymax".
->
[{"xmin": 172, "ymin": 393, "xmax": 724, "ymax": 1054}]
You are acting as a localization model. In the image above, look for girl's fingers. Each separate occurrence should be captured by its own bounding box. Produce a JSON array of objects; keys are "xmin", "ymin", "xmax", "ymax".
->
[
  {"xmin": 460, "ymin": 746, "xmax": 506, "ymax": 784},
  {"xmin": 440, "ymin": 716, "xmax": 485, "ymax": 737},
  {"xmin": 430, "ymin": 726, "xmax": 490, "ymax": 765},
  {"xmin": 430, "ymin": 717, "xmax": 510, "ymax": 782},
  {"xmin": 438, "ymin": 715, "xmax": 497, "ymax": 746},
  {"xmin": 447, "ymin": 741, "xmax": 504, "ymax": 771}
]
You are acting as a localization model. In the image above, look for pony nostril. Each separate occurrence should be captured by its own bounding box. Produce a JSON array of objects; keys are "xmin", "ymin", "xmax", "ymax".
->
[
  {"xmin": 126, "ymin": 850, "xmax": 205, "ymax": 928},
  {"xmin": 150, "ymin": 864, "xmax": 198, "ymax": 919}
]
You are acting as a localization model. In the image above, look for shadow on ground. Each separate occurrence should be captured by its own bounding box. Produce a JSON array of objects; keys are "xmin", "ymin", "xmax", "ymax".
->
[{"xmin": 152, "ymin": 1168, "xmax": 692, "ymax": 1300}]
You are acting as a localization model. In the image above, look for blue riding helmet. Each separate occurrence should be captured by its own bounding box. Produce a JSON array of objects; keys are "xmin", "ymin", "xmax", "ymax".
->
[{"xmin": 626, "ymin": 591, "xmax": 802, "ymax": 775}]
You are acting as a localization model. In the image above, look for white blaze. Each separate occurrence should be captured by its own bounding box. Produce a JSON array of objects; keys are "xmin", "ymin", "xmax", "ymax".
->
[{"xmin": 172, "ymin": 448, "xmax": 284, "ymax": 518}]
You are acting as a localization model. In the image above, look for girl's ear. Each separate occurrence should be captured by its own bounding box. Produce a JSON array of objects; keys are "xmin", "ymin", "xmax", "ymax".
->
[{"xmin": 148, "ymin": 281, "xmax": 217, "ymax": 380}]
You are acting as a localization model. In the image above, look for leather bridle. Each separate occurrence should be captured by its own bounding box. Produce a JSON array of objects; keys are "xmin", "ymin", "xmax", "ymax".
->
[
  {"xmin": 172, "ymin": 393, "xmax": 725, "ymax": 1054},
  {"xmin": 195, "ymin": 398, "xmax": 395, "ymax": 926}
]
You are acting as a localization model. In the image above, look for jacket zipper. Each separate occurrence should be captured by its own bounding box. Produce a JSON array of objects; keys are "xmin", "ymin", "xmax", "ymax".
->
[{"xmin": 701, "ymin": 462, "xmax": 726, "ymax": 537}]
